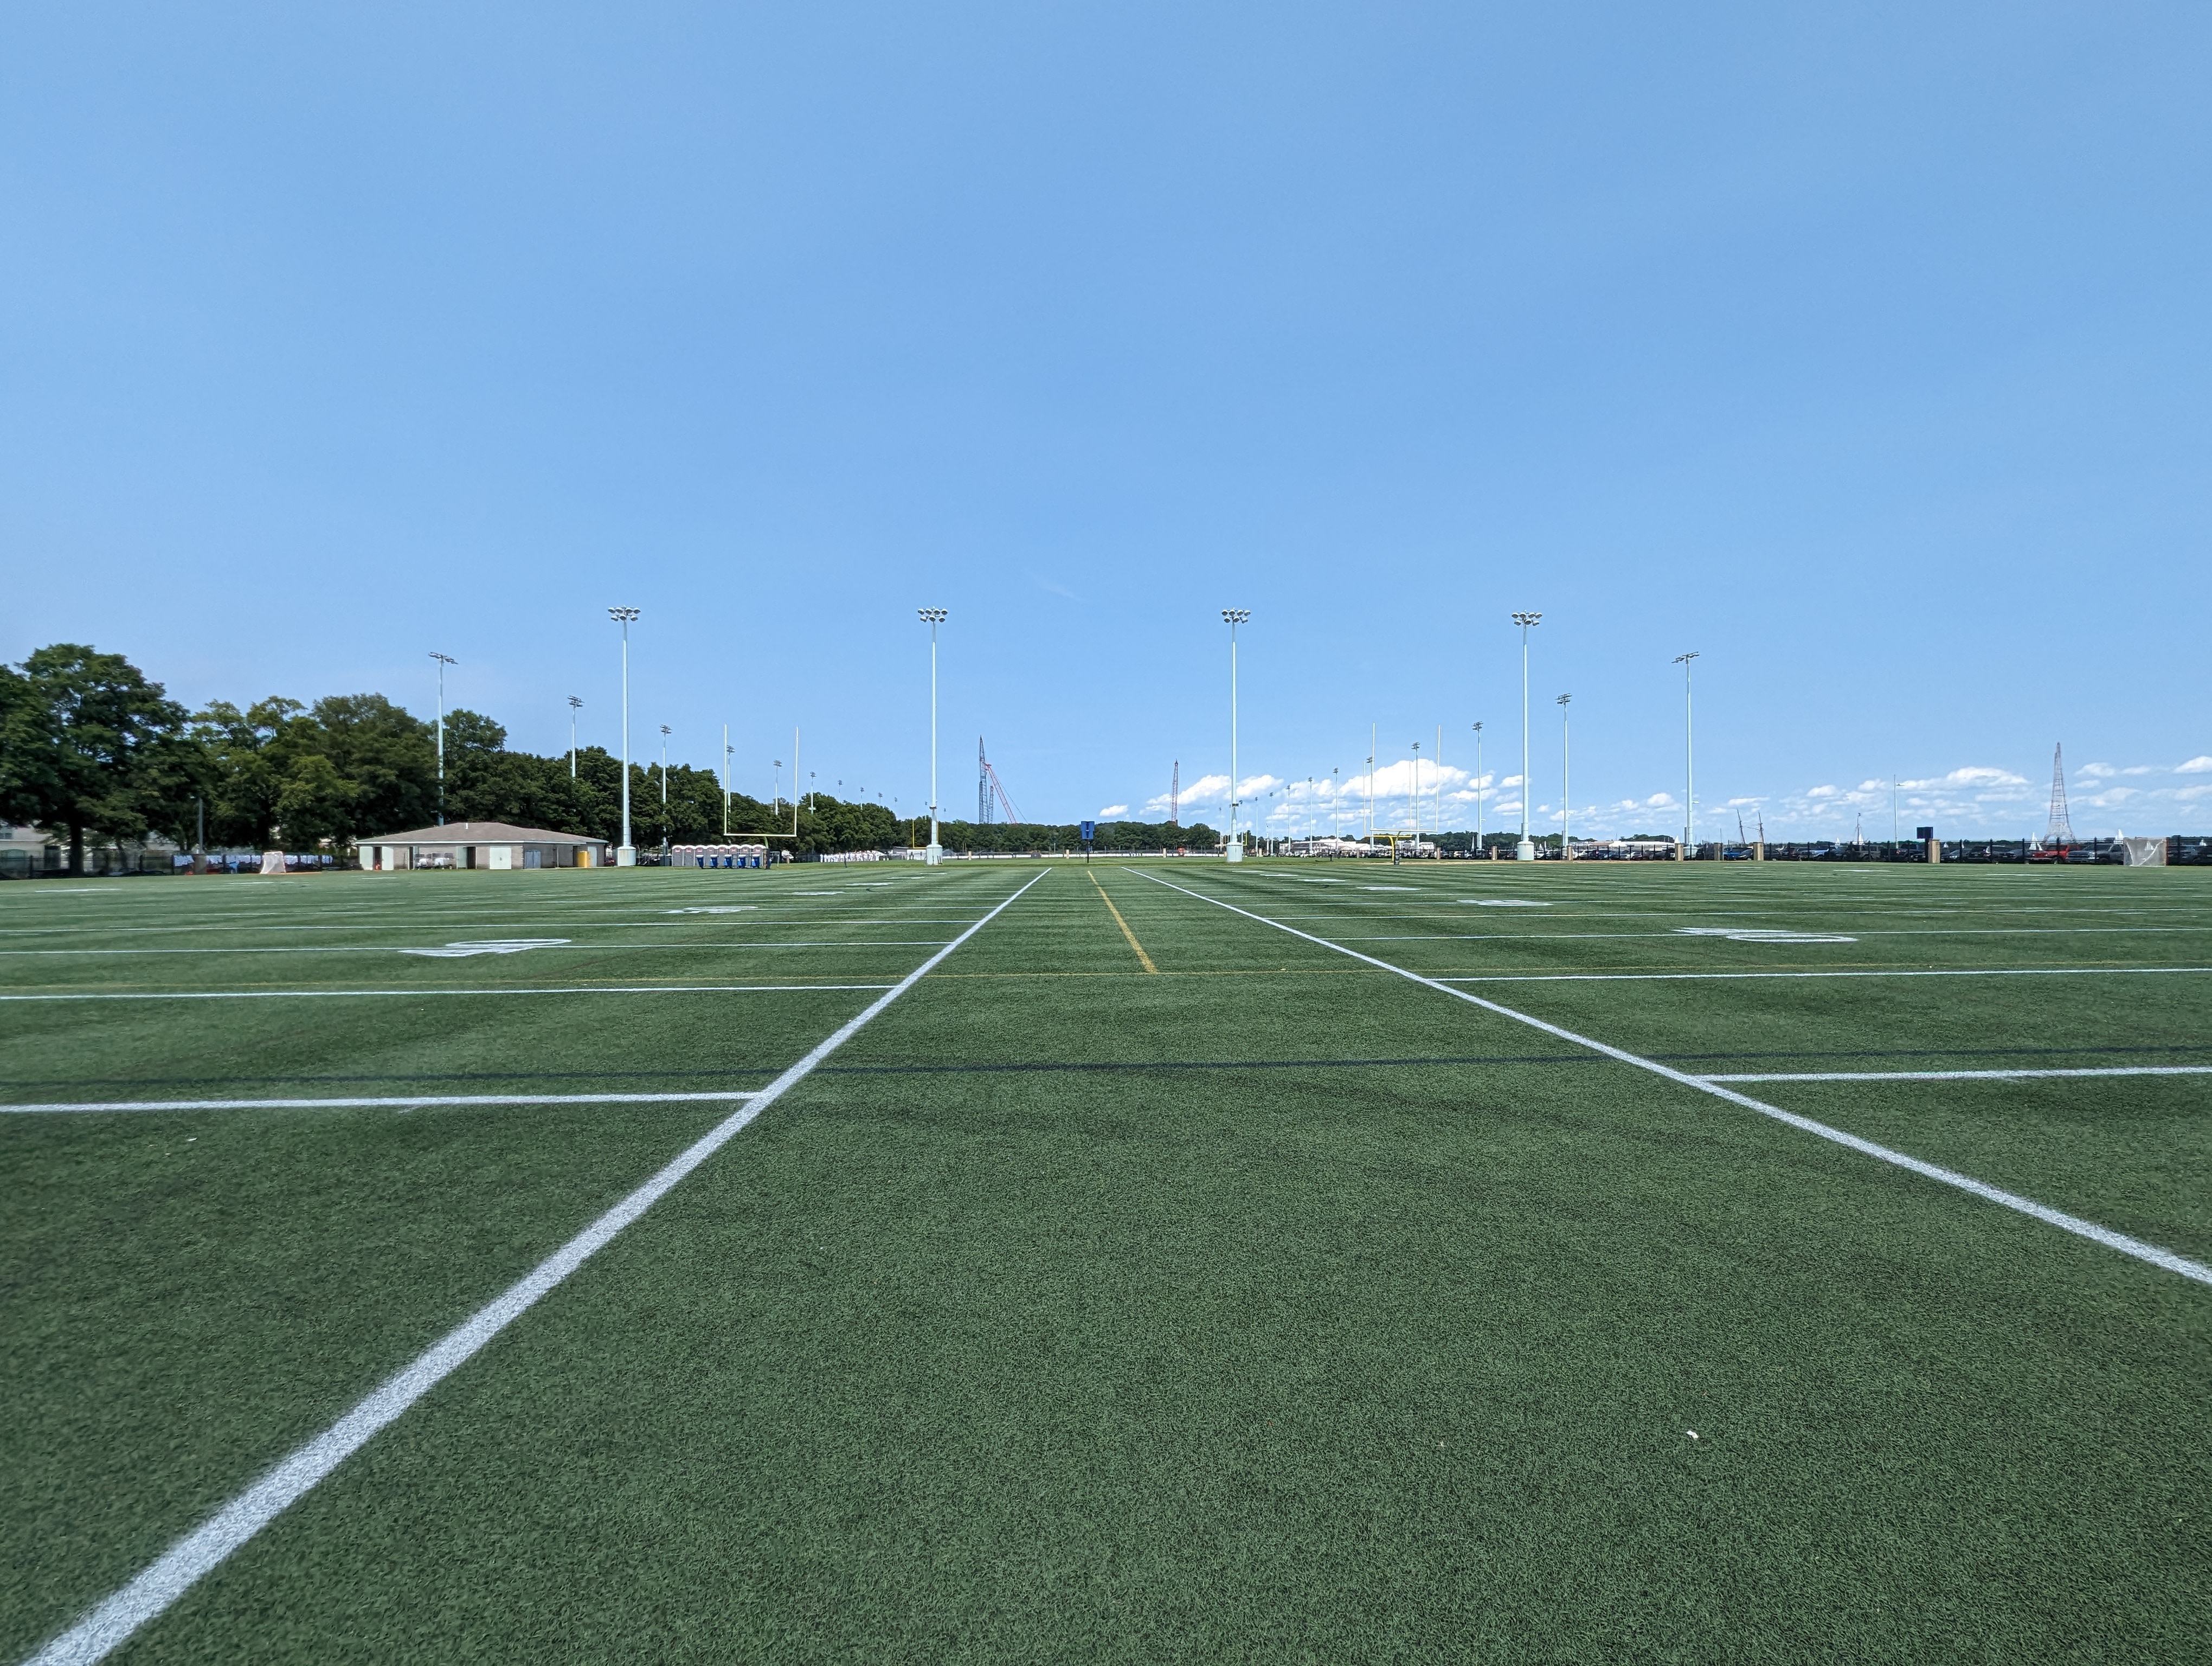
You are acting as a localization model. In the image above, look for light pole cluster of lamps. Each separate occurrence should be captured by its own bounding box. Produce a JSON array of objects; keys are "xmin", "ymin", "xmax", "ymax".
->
[
  {"xmin": 607, "ymin": 606, "xmax": 640, "ymax": 863},
  {"xmin": 1208, "ymin": 609, "xmax": 1703, "ymax": 863},
  {"xmin": 427, "ymin": 651, "xmax": 457, "ymax": 825},
  {"xmin": 917, "ymin": 608, "xmax": 947, "ymax": 864},
  {"xmin": 464, "ymin": 603, "xmax": 1703, "ymax": 872}
]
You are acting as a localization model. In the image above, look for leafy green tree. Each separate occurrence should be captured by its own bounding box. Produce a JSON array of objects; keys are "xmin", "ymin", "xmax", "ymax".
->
[
  {"xmin": 190, "ymin": 698, "xmax": 301, "ymax": 847},
  {"xmin": 309, "ymin": 695, "xmax": 436, "ymax": 838},
  {"xmin": 931, "ymin": 817, "xmax": 1217, "ymax": 855},
  {"xmin": 0, "ymin": 662, "xmax": 45, "ymax": 828},
  {"xmin": 190, "ymin": 693, "xmax": 434, "ymax": 853},
  {"xmin": 9, "ymin": 645, "xmax": 192, "ymax": 873},
  {"xmin": 272, "ymin": 753, "xmax": 359, "ymax": 851}
]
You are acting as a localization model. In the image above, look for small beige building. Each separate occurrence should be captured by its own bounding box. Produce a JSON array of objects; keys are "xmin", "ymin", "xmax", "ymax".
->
[{"xmin": 361, "ymin": 822, "xmax": 610, "ymax": 872}]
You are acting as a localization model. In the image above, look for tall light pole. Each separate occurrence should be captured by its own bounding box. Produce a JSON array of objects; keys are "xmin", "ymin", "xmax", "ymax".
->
[
  {"xmin": 1511, "ymin": 612, "xmax": 1541, "ymax": 860},
  {"xmin": 1674, "ymin": 651, "xmax": 1699, "ymax": 861},
  {"xmin": 1411, "ymin": 739, "xmax": 1422, "ymax": 851},
  {"xmin": 1366, "ymin": 725, "xmax": 1377, "ymax": 848},
  {"xmin": 609, "ymin": 607, "xmax": 639, "ymax": 865},
  {"xmin": 659, "ymin": 724, "xmax": 671, "ymax": 855},
  {"xmin": 917, "ymin": 609, "xmax": 947, "ymax": 864},
  {"xmin": 1472, "ymin": 721, "xmax": 1484, "ymax": 856},
  {"xmin": 567, "ymin": 695, "xmax": 583, "ymax": 778},
  {"xmin": 428, "ymin": 652, "xmax": 456, "ymax": 825},
  {"xmin": 723, "ymin": 728, "xmax": 732, "ymax": 838},
  {"xmin": 1221, "ymin": 610, "xmax": 1250, "ymax": 861},
  {"xmin": 1557, "ymin": 694, "xmax": 1572, "ymax": 860}
]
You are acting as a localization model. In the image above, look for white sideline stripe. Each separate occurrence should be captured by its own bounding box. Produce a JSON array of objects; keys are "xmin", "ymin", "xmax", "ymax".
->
[
  {"xmin": 1431, "ymin": 967, "xmax": 2212, "ymax": 984},
  {"xmin": 1343, "ymin": 927, "xmax": 2208, "ymax": 942},
  {"xmin": 0, "ymin": 983, "xmax": 897, "ymax": 1002},
  {"xmin": 0, "ymin": 1091, "xmax": 764, "ymax": 1116},
  {"xmin": 0, "ymin": 941, "xmax": 954, "ymax": 956},
  {"xmin": 25, "ymin": 869, "xmax": 1049, "ymax": 1666},
  {"xmin": 1129, "ymin": 870, "xmax": 2212, "ymax": 1291},
  {"xmin": 1700, "ymin": 1066, "xmax": 2212, "ymax": 1084}
]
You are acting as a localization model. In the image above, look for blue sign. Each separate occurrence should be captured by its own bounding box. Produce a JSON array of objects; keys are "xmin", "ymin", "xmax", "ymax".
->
[{"xmin": 1080, "ymin": 821, "xmax": 1096, "ymax": 842}]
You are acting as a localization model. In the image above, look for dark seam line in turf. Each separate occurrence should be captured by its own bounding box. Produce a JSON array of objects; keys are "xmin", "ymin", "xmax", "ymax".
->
[
  {"xmin": 31, "ymin": 1040, "xmax": 2187, "ymax": 1091},
  {"xmin": 1130, "ymin": 868, "xmax": 2212, "ymax": 1290}
]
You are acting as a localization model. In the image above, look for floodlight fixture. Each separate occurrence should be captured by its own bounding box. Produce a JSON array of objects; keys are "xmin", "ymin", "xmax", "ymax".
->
[
  {"xmin": 1511, "ymin": 613, "xmax": 1541, "ymax": 859},
  {"xmin": 1674, "ymin": 652, "xmax": 1700, "ymax": 856},
  {"xmin": 428, "ymin": 652, "xmax": 458, "ymax": 824},
  {"xmin": 1471, "ymin": 721, "xmax": 1484, "ymax": 854},
  {"xmin": 917, "ymin": 609, "xmax": 948, "ymax": 862},
  {"xmin": 609, "ymin": 608, "xmax": 640, "ymax": 864},
  {"xmin": 655, "ymin": 723, "xmax": 673, "ymax": 856},
  {"xmin": 1222, "ymin": 610, "xmax": 1250, "ymax": 860},
  {"xmin": 1557, "ymin": 695, "xmax": 1572, "ymax": 856},
  {"xmin": 567, "ymin": 695, "xmax": 583, "ymax": 778},
  {"xmin": 1412, "ymin": 739, "xmax": 1422, "ymax": 847}
]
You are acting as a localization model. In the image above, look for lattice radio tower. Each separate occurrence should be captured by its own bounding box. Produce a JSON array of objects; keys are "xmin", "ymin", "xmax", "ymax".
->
[
  {"xmin": 1169, "ymin": 761, "xmax": 1180, "ymax": 826},
  {"xmin": 2043, "ymin": 742, "xmax": 2075, "ymax": 847}
]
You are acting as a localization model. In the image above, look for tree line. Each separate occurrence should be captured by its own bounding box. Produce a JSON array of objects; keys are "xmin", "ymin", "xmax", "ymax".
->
[{"xmin": 1, "ymin": 643, "xmax": 1218, "ymax": 871}]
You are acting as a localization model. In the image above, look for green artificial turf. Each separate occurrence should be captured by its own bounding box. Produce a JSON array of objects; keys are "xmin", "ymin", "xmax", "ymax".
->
[{"xmin": 3, "ymin": 859, "xmax": 2208, "ymax": 1662}]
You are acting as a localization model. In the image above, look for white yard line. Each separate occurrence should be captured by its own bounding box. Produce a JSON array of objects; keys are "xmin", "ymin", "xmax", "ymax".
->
[
  {"xmin": 0, "ymin": 983, "xmax": 898, "ymax": 1002},
  {"xmin": 23, "ymin": 868, "xmax": 1048, "ymax": 1666},
  {"xmin": 1, "ymin": 1091, "xmax": 764, "ymax": 1115},
  {"xmin": 1699, "ymin": 1066, "xmax": 2212, "ymax": 1084},
  {"xmin": 1129, "ymin": 869, "xmax": 2212, "ymax": 1290}
]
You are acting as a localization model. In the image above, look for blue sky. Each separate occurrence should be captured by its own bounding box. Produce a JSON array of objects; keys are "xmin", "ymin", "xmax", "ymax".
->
[{"xmin": 5, "ymin": 4, "xmax": 2208, "ymax": 838}]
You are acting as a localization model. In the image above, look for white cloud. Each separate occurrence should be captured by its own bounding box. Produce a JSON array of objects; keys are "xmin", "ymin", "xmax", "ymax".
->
[
  {"xmin": 2078, "ymin": 762, "xmax": 2117, "ymax": 780},
  {"xmin": 2177, "ymin": 757, "xmax": 2212, "ymax": 774},
  {"xmin": 1806, "ymin": 785, "xmax": 1840, "ymax": 799},
  {"xmin": 1098, "ymin": 805, "xmax": 1127, "ymax": 818},
  {"xmin": 1899, "ymin": 766, "xmax": 2029, "ymax": 791},
  {"xmin": 1146, "ymin": 772, "xmax": 1229, "ymax": 816}
]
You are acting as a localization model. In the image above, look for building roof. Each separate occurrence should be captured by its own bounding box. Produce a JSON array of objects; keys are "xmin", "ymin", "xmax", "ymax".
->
[{"xmin": 366, "ymin": 822, "xmax": 608, "ymax": 846}]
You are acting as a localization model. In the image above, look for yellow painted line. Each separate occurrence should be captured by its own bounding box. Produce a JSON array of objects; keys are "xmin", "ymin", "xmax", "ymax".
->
[{"xmin": 1089, "ymin": 870, "xmax": 1158, "ymax": 973}]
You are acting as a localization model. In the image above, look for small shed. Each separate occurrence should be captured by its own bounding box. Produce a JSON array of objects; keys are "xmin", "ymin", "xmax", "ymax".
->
[{"xmin": 362, "ymin": 822, "xmax": 610, "ymax": 872}]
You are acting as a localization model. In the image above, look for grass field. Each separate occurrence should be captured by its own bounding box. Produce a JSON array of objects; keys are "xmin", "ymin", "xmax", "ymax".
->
[{"xmin": 5, "ymin": 856, "xmax": 2210, "ymax": 1663}]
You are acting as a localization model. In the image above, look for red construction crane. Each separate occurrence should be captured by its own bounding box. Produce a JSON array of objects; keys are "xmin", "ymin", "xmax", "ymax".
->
[{"xmin": 978, "ymin": 736, "xmax": 1022, "ymax": 823}]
